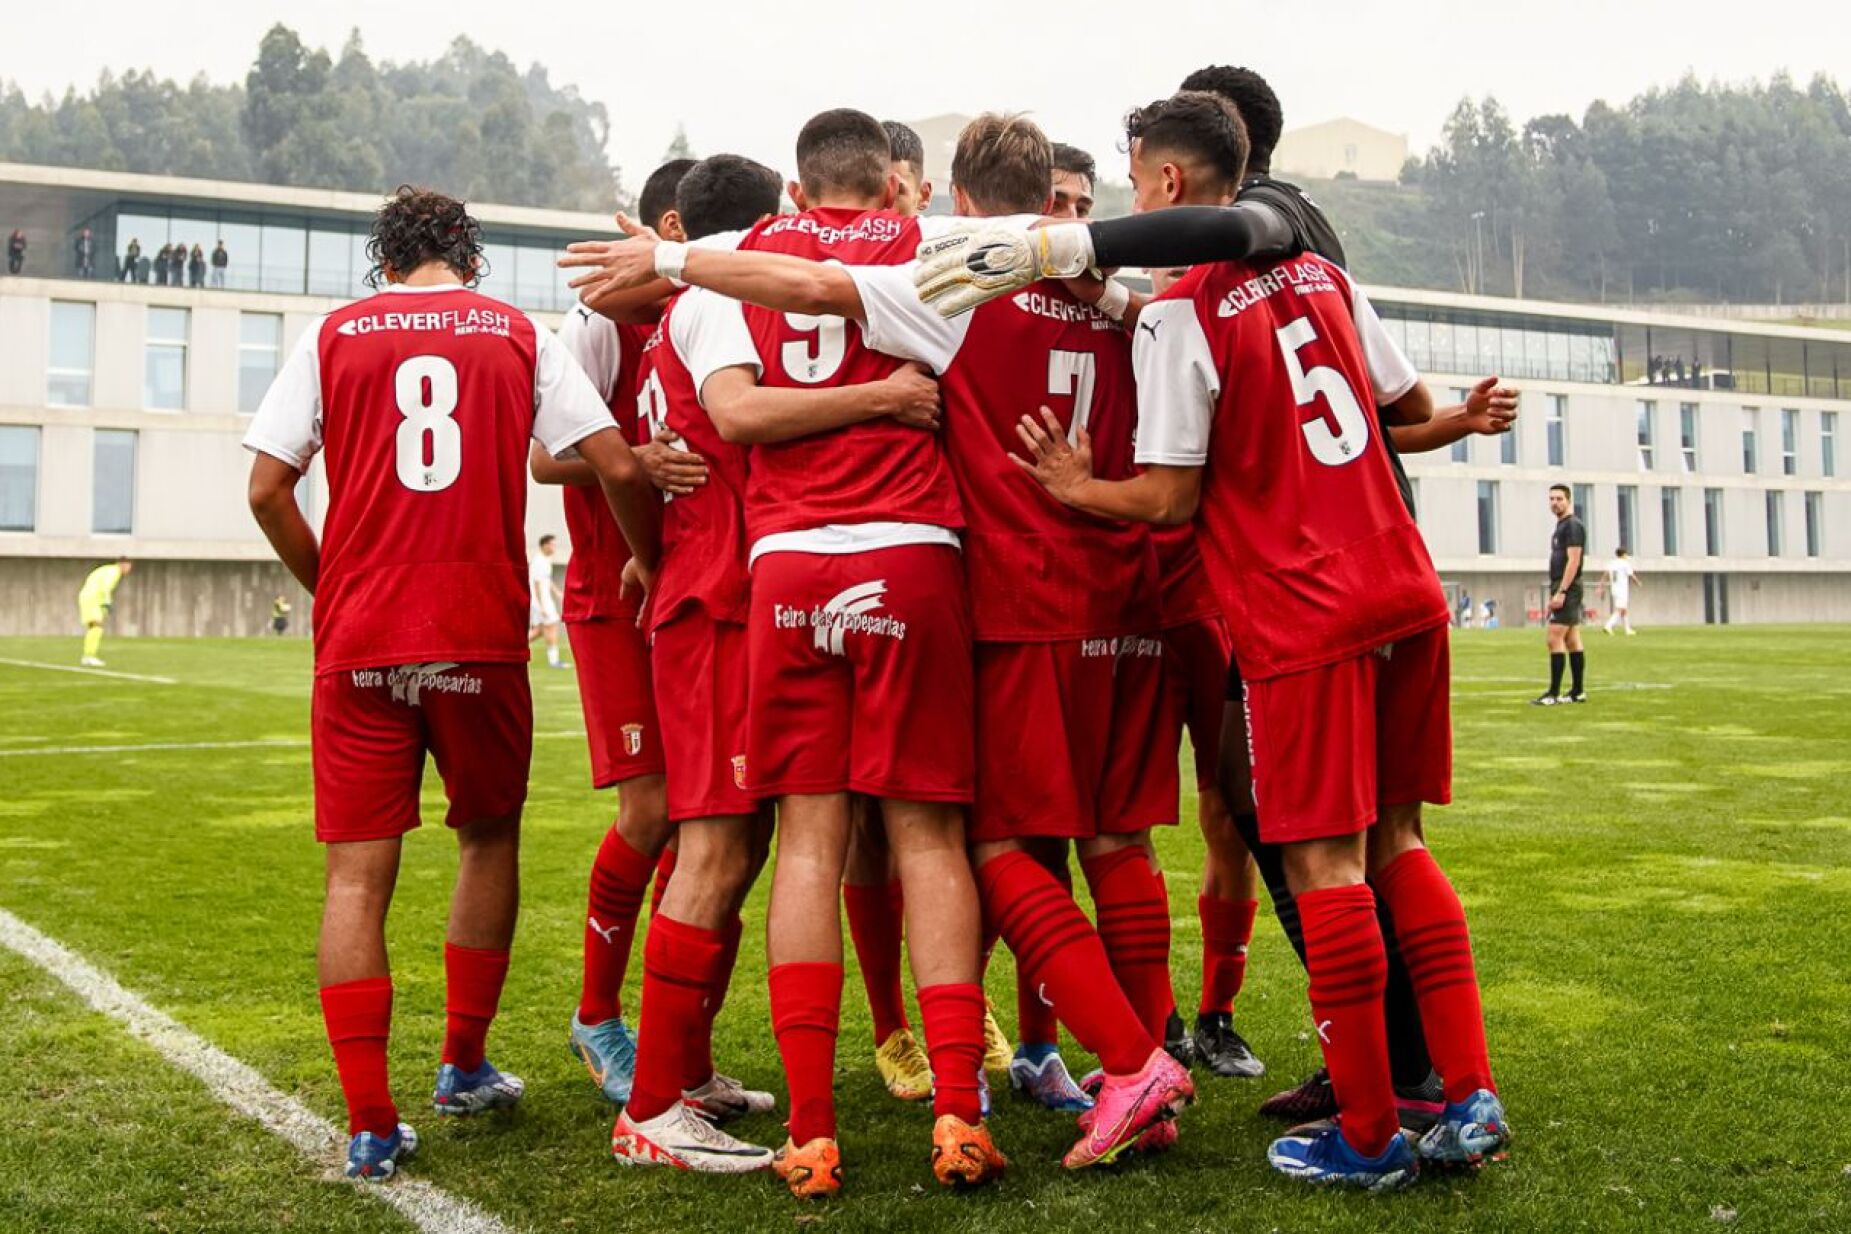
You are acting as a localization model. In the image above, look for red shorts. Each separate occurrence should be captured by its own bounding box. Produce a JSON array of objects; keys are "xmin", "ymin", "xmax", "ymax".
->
[
  {"xmin": 1240, "ymin": 624, "xmax": 1453, "ymax": 845},
  {"xmin": 653, "ymin": 607, "xmax": 757, "ymax": 823},
  {"xmin": 969, "ymin": 636, "xmax": 1176, "ymax": 843},
  {"xmin": 566, "ymin": 615, "xmax": 663, "ymax": 788},
  {"xmin": 1163, "ymin": 616, "xmax": 1233, "ymax": 790},
  {"xmin": 746, "ymin": 544, "xmax": 973, "ymax": 802},
  {"xmin": 312, "ymin": 662, "xmax": 533, "ymax": 843}
]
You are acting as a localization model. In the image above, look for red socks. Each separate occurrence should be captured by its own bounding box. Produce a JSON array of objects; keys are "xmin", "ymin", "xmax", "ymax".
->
[
  {"xmin": 580, "ymin": 827, "xmax": 657, "ymax": 1025},
  {"xmin": 1199, "ymin": 895, "xmax": 1259, "ymax": 1016},
  {"xmin": 685, "ymin": 914, "xmax": 743, "ymax": 1090},
  {"xmin": 977, "ymin": 850, "xmax": 1152, "ymax": 1075},
  {"xmin": 628, "ymin": 915, "xmax": 727, "ymax": 1122},
  {"xmin": 650, "ymin": 847, "xmax": 677, "ymax": 918},
  {"xmin": 769, "ymin": 961, "xmax": 843, "ymax": 1145},
  {"xmin": 442, "ymin": 943, "xmax": 510, "ymax": 1074},
  {"xmin": 843, "ymin": 880, "xmax": 909, "ymax": 1043},
  {"xmin": 320, "ymin": 976, "xmax": 397, "ymax": 1136},
  {"xmin": 1082, "ymin": 847, "xmax": 1175, "ymax": 1040},
  {"xmin": 1297, "ymin": 884, "xmax": 1398, "ymax": 1157},
  {"xmin": 1014, "ymin": 863, "xmax": 1069, "ymax": 1048},
  {"xmin": 1373, "ymin": 848, "xmax": 1495, "ymax": 1102},
  {"xmin": 918, "ymin": 983, "xmax": 986, "ymax": 1124}
]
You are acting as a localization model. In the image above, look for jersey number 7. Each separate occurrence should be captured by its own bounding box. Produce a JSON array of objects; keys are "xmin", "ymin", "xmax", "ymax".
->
[{"xmin": 1276, "ymin": 317, "xmax": 1370, "ymax": 467}]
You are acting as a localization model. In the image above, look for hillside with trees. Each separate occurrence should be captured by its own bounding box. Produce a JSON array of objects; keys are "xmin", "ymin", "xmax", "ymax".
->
[{"xmin": 0, "ymin": 25, "xmax": 623, "ymax": 211}]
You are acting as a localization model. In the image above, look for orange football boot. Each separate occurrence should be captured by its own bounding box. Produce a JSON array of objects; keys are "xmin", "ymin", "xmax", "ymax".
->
[
  {"xmin": 931, "ymin": 1115, "xmax": 1008, "ymax": 1188},
  {"xmin": 772, "ymin": 1136, "xmax": 843, "ymax": 1199}
]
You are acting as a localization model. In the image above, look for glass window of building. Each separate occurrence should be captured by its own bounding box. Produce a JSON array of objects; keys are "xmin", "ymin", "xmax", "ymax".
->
[
  {"xmin": 238, "ymin": 313, "xmax": 284, "ymax": 413},
  {"xmin": 92, "ymin": 429, "xmax": 137, "ymax": 534},
  {"xmin": 0, "ymin": 426, "xmax": 38, "ymax": 531},
  {"xmin": 1805, "ymin": 492, "xmax": 1823, "ymax": 557},
  {"xmin": 1617, "ymin": 485, "xmax": 1638, "ymax": 553},
  {"xmin": 1679, "ymin": 403, "xmax": 1697, "ymax": 472},
  {"xmin": 1824, "ymin": 411, "xmax": 1838, "ymax": 478},
  {"xmin": 1635, "ymin": 400, "xmax": 1655, "ymax": 470},
  {"xmin": 1500, "ymin": 422, "xmax": 1517, "ymax": 465},
  {"xmin": 1741, "ymin": 409, "xmax": 1758, "ymax": 474},
  {"xmin": 1573, "ymin": 483, "xmax": 1595, "ymax": 551},
  {"xmin": 259, "ymin": 221, "xmax": 308, "ymax": 294},
  {"xmin": 218, "ymin": 220, "xmax": 263, "ymax": 292},
  {"xmin": 1546, "ymin": 394, "xmax": 1566, "ymax": 466},
  {"xmin": 48, "ymin": 301, "xmax": 96, "ymax": 407},
  {"xmin": 307, "ymin": 228, "xmax": 355, "ymax": 298},
  {"xmin": 1450, "ymin": 390, "xmax": 1471, "ymax": 462},
  {"xmin": 1476, "ymin": 481, "xmax": 1499, "ymax": 554},
  {"xmin": 144, "ymin": 307, "xmax": 189, "ymax": 410},
  {"xmin": 1661, "ymin": 488, "xmax": 1681, "ymax": 556},
  {"xmin": 1765, "ymin": 489, "xmax": 1783, "ymax": 556},
  {"xmin": 1704, "ymin": 488, "xmax": 1724, "ymax": 556},
  {"xmin": 1780, "ymin": 409, "xmax": 1798, "ymax": 476}
]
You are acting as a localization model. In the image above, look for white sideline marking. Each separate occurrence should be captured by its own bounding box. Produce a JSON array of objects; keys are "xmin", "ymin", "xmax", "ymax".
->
[
  {"xmin": 0, "ymin": 738, "xmax": 307, "ymax": 759},
  {"xmin": 0, "ymin": 905, "xmax": 517, "ymax": 1234},
  {"xmin": 0, "ymin": 657, "xmax": 177, "ymax": 684}
]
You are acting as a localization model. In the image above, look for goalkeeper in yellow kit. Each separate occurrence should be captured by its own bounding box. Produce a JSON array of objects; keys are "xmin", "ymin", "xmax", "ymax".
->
[{"xmin": 78, "ymin": 557, "xmax": 132, "ymax": 665}]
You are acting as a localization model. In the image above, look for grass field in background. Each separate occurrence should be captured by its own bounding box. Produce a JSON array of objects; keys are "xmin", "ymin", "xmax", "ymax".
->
[{"xmin": 2, "ymin": 627, "xmax": 1848, "ymax": 1233}]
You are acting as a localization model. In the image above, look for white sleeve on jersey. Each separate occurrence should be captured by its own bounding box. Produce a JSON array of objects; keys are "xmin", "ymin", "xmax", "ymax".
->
[
  {"xmin": 671, "ymin": 290, "xmax": 764, "ymax": 407},
  {"xmin": 557, "ymin": 302, "xmax": 621, "ymax": 402},
  {"xmin": 915, "ymin": 213, "xmax": 1042, "ymax": 242},
  {"xmin": 243, "ymin": 315, "xmax": 328, "ymax": 470},
  {"xmin": 531, "ymin": 318, "xmax": 621, "ymax": 458},
  {"xmin": 1132, "ymin": 300, "xmax": 1221, "ymax": 467},
  {"xmin": 849, "ymin": 262, "xmax": 971, "ymax": 373},
  {"xmin": 1348, "ymin": 282, "xmax": 1419, "ymax": 405},
  {"xmin": 690, "ymin": 229, "xmax": 747, "ymax": 253}
]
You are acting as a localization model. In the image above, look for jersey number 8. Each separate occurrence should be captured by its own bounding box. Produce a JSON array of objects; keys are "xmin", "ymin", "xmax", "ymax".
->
[{"xmin": 394, "ymin": 355, "xmax": 461, "ymax": 492}]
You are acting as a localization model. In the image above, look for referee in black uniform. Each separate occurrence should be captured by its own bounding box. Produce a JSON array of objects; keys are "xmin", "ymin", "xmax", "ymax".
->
[{"xmin": 1536, "ymin": 483, "xmax": 1588, "ymax": 704}]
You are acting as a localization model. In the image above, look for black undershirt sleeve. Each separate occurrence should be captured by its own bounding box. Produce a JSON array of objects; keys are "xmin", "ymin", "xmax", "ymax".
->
[{"xmin": 1086, "ymin": 202, "xmax": 1298, "ymax": 271}]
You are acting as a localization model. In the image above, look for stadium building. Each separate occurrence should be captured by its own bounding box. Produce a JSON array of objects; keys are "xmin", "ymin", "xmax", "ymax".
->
[{"xmin": 0, "ymin": 161, "xmax": 1846, "ymax": 637}]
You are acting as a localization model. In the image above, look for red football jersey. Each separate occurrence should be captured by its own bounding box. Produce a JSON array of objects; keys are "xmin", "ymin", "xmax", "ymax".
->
[
  {"xmin": 557, "ymin": 310, "xmax": 652, "ymax": 622},
  {"xmin": 733, "ymin": 208, "xmax": 963, "ymax": 541},
  {"xmin": 638, "ymin": 290, "xmax": 754, "ymax": 629},
  {"xmin": 1132, "ymin": 254, "xmax": 1445, "ymax": 679},
  {"xmin": 853, "ymin": 269, "xmax": 1156, "ymax": 641},
  {"xmin": 244, "ymin": 284, "xmax": 612, "ymax": 674},
  {"xmin": 1151, "ymin": 525, "xmax": 1220, "ymax": 630}
]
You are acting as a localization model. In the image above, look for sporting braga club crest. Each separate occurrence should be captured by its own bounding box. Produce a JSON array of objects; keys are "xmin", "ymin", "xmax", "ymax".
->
[
  {"xmin": 620, "ymin": 723, "xmax": 645, "ymax": 757},
  {"xmin": 731, "ymin": 755, "xmax": 748, "ymax": 790}
]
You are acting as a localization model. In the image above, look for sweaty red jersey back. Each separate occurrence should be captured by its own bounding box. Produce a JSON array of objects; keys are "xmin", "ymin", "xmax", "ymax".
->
[
  {"xmin": 313, "ymin": 287, "xmax": 541, "ymax": 671},
  {"xmin": 1133, "ymin": 254, "xmax": 1446, "ymax": 678},
  {"xmin": 735, "ymin": 207, "xmax": 963, "ymax": 540},
  {"xmin": 938, "ymin": 285, "xmax": 1156, "ymax": 641}
]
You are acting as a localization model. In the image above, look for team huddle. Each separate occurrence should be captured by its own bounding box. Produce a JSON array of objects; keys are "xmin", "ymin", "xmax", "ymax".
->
[{"xmin": 244, "ymin": 64, "xmax": 1522, "ymax": 1199}]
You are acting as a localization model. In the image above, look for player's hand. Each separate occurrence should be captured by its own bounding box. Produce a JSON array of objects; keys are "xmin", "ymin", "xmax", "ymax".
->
[
  {"xmin": 621, "ymin": 556, "xmax": 655, "ymax": 603},
  {"xmin": 877, "ymin": 362, "xmax": 941, "ymax": 430},
  {"xmin": 1461, "ymin": 375, "xmax": 1520, "ymax": 435},
  {"xmin": 558, "ymin": 213, "xmax": 661, "ymax": 294},
  {"xmin": 634, "ymin": 429, "xmax": 708, "ymax": 495},
  {"xmin": 1010, "ymin": 407, "xmax": 1095, "ymax": 506},
  {"xmin": 1549, "ymin": 591, "xmax": 1565, "ymax": 612},
  {"xmin": 915, "ymin": 221, "xmax": 1094, "ymax": 318}
]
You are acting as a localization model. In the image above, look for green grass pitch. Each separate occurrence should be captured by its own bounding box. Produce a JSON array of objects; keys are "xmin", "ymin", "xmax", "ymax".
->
[{"xmin": 1, "ymin": 627, "xmax": 1848, "ymax": 1232}]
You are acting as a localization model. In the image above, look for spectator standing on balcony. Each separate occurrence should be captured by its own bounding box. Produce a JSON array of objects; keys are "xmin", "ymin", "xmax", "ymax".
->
[
  {"xmin": 188, "ymin": 244, "xmax": 207, "ymax": 288},
  {"xmin": 75, "ymin": 228, "xmax": 96, "ymax": 278},
  {"xmin": 211, "ymin": 239, "xmax": 229, "ymax": 287},
  {"xmin": 121, "ymin": 237, "xmax": 141, "ymax": 282},
  {"xmin": 6, "ymin": 229, "xmax": 24, "ymax": 274},
  {"xmin": 154, "ymin": 244, "xmax": 172, "ymax": 285}
]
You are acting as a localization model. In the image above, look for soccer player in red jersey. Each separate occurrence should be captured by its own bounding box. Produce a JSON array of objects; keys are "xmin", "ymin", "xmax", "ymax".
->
[
  {"xmin": 621, "ymin": 109, "xmax": 1004, "ymax": 1197},
  {"xmin": 1013, "ymin": 94, "xmax": 1506, "ymax": 1188},
  {"xmin": 537, "ymin": 159, "xmax": 703, "ymax": 1109},
  {"xmin": 603, "ymin": 113, "xmax": 1198, "ymax": 1170},
  {"xmin": 608, "ymin": 153, "xmax": 945, "ymax": 1174},
  {"xmin": 243, "ymin": 188, "xmax": 656, "ymax": 1182}
]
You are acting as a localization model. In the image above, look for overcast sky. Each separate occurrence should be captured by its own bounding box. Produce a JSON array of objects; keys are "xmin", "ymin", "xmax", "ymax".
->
[{"xmin": 7, "ymin": 0, "xmax": 1846, "ymax": 192}]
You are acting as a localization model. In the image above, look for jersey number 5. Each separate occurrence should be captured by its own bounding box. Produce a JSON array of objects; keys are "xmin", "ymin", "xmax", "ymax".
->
[
  {"xmin": 394, "ymin": 355, "xmax": 461, "ymax": 492},
  {"xmin": 1276, "ymin": 317, "xmax": 1370, "ymax": 466}
]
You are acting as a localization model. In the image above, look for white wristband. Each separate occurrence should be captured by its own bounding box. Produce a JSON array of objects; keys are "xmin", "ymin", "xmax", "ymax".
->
[
  {"xmin": 653, "ymin": 241, "xmax": 689, "ymax": 285},
  {"xmin": 1096, "ymin": 278, "xmax": 1131, "ymax": 323}
]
